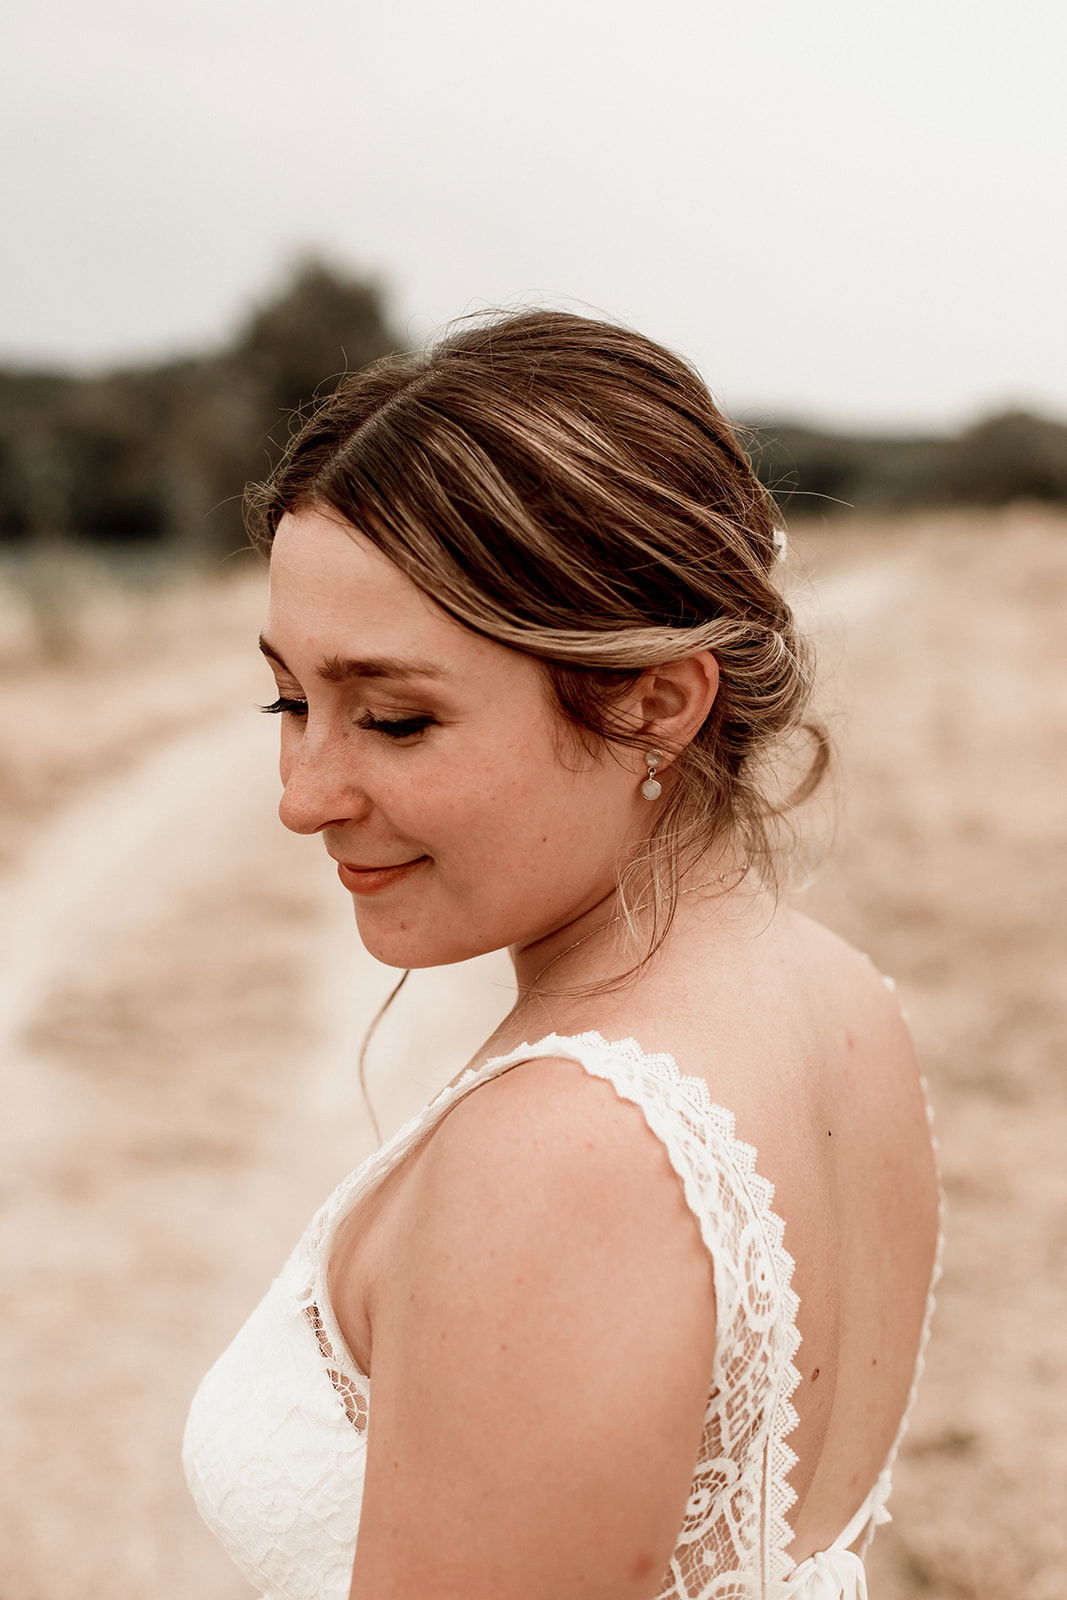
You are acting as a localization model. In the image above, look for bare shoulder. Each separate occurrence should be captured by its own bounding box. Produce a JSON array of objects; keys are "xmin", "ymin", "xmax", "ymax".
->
[
  {"xmin": 421, "ymin": 1052, "xmax": 678, "ymax": 1176},
  {"xmin": 781, "ymin": 909, "xmax": 935, "ymax": 1200},
  {"xmin": 350, "ymin": 1054, "xmax": 718, "ymax": 1599},
  {"xmin": 787, "ymin": 908, "xmax": 918, "ymax": 1037},
  {"xmin": 390, "ymin": 1052, "xmax": 717, "ymax": 1297}
]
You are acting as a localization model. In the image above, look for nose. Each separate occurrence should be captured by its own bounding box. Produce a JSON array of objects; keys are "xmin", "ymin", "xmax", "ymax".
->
[{"xmin": 278, "ymin": 733, "xmax": 369, "ymax": 836}]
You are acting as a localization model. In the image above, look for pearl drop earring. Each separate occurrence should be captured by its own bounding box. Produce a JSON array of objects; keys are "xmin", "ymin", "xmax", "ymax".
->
[{"xmin": 641, "ymin": 748, "xmax": 664, "ymax": 800}]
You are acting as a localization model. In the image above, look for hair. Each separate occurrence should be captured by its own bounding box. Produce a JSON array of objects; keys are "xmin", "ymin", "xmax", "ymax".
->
[{"xmin": 247, "ymin": 306, "xmax": 829, "ymax": 988}]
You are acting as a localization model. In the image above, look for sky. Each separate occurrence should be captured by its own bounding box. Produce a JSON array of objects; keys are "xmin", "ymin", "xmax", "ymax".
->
[{"xmin": 3, "ymin": 0, "xmax": 1065, "ymax": 432}]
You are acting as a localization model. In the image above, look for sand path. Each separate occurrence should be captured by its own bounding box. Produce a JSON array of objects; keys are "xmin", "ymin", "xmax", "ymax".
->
[{"xmin": 0, "ymin": 648, "xmax": 510, "ymax": 1596}]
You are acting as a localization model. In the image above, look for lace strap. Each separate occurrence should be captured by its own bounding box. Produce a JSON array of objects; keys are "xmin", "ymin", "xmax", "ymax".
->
[
  {"xmin": 535, "ymin": 1033, "xmax": 805, "ymax": 1588},
  {"xmin": 419, "ymin": 1029, "xmax": 805, "ymax": 1589},
  {"xmin": 489, "ymin": 1032, "xmax": 798, "ymax": 1371},
  {"xmin": 287, "ymin": 1028, "xmax": 804, "ymax": 1587}
]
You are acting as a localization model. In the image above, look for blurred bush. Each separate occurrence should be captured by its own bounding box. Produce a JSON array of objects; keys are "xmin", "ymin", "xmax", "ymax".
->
[{"xmin": 751, "ymin": 408, "xmax": 1067, "ymax": 517}]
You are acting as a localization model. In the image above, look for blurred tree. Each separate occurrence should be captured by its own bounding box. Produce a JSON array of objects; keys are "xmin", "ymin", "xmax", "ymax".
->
[
  {"xmin": 0, "ymin": 258, "xmax": 402, "ymax": 556},
  {"xmin": 226, "ymin": 258, "xmax": 398, "ymax": 436},
  {"xmin": 0, "ymin": 373, "xmax": 75, "ymax": 542}
]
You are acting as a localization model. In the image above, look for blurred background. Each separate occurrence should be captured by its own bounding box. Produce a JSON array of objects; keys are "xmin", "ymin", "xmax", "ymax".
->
[{"xmin": 2, "ymin": 2, "xmax": 1065, "ymax": 1597}]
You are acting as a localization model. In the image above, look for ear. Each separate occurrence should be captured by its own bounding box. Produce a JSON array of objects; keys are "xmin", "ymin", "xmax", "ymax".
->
[{"xmin": 626, "ymin": 651, "xmax": 719, "ymax": 765}]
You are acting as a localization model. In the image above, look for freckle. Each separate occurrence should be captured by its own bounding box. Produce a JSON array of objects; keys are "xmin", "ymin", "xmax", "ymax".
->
[
  {"xmin": 871, "ymin": 1357, "xmax": 878, "ymax": 1366},
  {"xmin": 810, "ymin": 1367, "xmax": 820, "ymax": 1382}
]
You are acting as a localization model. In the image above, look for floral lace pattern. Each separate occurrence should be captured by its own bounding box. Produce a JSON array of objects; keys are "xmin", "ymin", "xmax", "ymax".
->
[
  {"xmin": 183, "ymin": 1023, "xmax": 941, "ymax": 1600},
  {"xmin": 304, "ymin": 1305, "xmax": 368, "ymax": 1433}
]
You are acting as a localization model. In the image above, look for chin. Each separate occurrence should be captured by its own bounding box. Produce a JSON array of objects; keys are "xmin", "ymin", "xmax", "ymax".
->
[{"xmin": 350, "ymin": 905, "xmax": 494, "ymax": 970}]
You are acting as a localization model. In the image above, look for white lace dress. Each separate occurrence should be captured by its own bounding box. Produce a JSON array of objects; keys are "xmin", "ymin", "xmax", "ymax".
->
[{"xmin": 183, "ymin": 1019, "xmax": 943, "ymax": 1600}]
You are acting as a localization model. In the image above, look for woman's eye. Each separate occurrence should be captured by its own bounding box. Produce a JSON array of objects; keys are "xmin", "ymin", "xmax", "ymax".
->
[
  {"xmin": 259, "ymin": 697, "xmax": 308, "ymax": 717},
  {"xmin": 257, "ymin": 700, "xmax": 434, "ymax": 738},
  {"xmin": 357, "ymin": 712, "xmax": 436, "ymax": 740}
]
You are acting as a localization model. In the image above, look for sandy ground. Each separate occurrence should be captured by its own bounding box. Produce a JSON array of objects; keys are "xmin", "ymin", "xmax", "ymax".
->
[{"xmin": 1, "ymin": 510, "xmax": 1064, "ymax": 1600}]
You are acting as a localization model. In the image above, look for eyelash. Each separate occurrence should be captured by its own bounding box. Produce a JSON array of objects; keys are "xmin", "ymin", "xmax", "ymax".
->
[{"xmin": 258, "ymin": 699, "xmax": 435, "ymax": 740}]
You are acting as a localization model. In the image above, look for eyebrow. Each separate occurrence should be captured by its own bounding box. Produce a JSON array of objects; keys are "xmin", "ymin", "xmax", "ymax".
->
[{"xmin": 258, "ymin": 636, "xmax": 450, "ymax": 684}]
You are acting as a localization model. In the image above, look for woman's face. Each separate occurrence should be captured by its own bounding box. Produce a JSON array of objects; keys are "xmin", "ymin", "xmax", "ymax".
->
[{"xmin": 262, "ymin": 505, "xmax": 650, "ymax": 970}]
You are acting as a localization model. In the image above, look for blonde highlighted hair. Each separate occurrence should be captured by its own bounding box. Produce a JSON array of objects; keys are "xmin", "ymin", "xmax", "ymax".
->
[{"xmin": 247, "ymin": 307, "xmax": 828, "ymax": 979}]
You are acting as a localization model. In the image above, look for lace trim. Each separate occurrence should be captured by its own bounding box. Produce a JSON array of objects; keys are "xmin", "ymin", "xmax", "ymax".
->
[
  {"xmin": 304, "ymin": 1305, "xmax": 368, "ymax": 1433},
  {"xmin": 534, "ymin": 1032, "xmax": 804, "ymax": 1587},
  {"xmin": 291, "ymin": 1029, "xmax": 805, "ymax": 1587},
  {"xmin": 289, "ymin": 1020, "xmax": 941, "ymax": 1588}
]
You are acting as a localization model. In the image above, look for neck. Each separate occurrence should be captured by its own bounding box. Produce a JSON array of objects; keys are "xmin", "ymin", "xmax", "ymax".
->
[
  {"xmin": 510, "ymin": 847, "xmax": 756, "ymax": 1005},
  {"xmin": 509, "ymin": 880, "xmax": 622, "ymax": 999}
]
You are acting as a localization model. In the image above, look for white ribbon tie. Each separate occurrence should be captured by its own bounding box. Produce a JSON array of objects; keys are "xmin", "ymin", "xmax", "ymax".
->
[{"xmin": 780, "ymin": 1546, "xmax": 869, "ymax": 1599}]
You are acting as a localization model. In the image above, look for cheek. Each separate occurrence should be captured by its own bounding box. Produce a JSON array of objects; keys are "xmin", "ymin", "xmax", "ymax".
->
[
  {"xmin": 420, "ymin": 737, "xmax": 604, "ymax": 873},
  {"xmin": 370, "ymin": 735, "xmax": 551, "ymax": 868},
  {"xmin": 277, "ymin": 719, "xmax": 305, "ymax": 785}
]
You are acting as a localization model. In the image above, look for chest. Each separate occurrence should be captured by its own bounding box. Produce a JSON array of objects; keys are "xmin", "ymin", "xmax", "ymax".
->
[{"xmin": 182, "ymin": 1257, "xmax": 371, "ymax": 1600}]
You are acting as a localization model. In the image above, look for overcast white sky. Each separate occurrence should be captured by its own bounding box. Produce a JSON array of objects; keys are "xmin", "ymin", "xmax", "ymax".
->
[{"xmin": 3, "ymin": 0, "xmax": 1065, "ymax": 430}]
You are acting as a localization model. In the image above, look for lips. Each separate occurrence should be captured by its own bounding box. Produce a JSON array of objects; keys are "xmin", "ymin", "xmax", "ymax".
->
[
  {"xmin": 333, "ymin": 855, "xmax": 429, "ymax": 896},
  {"xmin": 342, "ymin": 859, "xmax": 421, "ymax": 872}
]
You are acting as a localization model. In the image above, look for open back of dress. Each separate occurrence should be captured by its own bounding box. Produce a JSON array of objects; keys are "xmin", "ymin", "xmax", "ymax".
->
[{"xmin": 183, "ymin": 1021, "xmax": 943, "ymax": 1600}]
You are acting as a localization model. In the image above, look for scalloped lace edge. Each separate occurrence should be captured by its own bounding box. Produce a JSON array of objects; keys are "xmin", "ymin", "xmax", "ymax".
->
[
  {"xmin": 306, "ymin": 1028, "xmax": 806, "ymax": 1583},
  {"xmin": 509, "ymin": 1031, "xmax": 807, "ymax": 1585},
  {"xmin": 294, "ymin": 1024, "xmax": 941, "ymax": 1588}
]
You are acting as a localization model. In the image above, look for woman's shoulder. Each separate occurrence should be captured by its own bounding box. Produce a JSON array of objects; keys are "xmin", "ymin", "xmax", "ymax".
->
[
  {"xmin": 350, "ymin": 1046, "xmax": 722, "ymax": 1598},
  {"xmin": 398, "ymin": 1046, "xmax": 705, "ymax": 1224},
  {"xmin": 786, "ymin": 907, "xmax": 903, "ymax": 994},
  {"xmin": 782, "ymin": 908, "xmax": 922, "ymax": 1078},
  {"xmin": 368, "ymin": 1043, "xmax": 722, "ymax": 1362},
  {"xmin": 547, "ymin": 903, "xmax": 916, "ymax": 1093}
]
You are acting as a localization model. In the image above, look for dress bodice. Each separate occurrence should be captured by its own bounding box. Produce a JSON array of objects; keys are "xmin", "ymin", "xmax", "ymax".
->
[{"xmin": 183, "ymin": 1016, "xmax": 943, "ymax": 1599}]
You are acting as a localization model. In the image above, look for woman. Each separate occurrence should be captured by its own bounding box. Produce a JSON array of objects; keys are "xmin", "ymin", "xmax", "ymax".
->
[{"xmin": 183, "ymin": 309, "xmax": 942, "ymax": 1600}]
